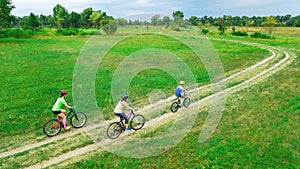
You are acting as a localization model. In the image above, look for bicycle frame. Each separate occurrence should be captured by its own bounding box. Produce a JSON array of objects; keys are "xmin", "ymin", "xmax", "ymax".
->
[
  {"xmin": 44, "ymin": 104, "xmax": 87, "ymax": 137},
  {"xmin": 118, "ymin": 110, "xmax": 135, "ymax": 130},
  {"xmin": 55, "ymin": 107, "xmax": 75, "ymax": 124},
  {"xmin": 107, "ymin": 109, "xmax": 145, "ymax": 139},
  {"xmin": 66, "ymin": 108, "xmax": 75, "ymax": 119}
]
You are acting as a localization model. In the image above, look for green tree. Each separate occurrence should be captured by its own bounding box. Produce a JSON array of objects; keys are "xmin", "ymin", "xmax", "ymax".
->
[
  {"xmin": 100, "ymin": 12, "xmax": 114, "ymax": 28},
  {"xmin": 90, "ymin": 11, "xmax": 101, "ymax": 28},
  {"xmin": 172, "ymin": 10, "xmax": 184, "ymax": 22},
  {"xmin": 162, "ymin": 16, "xmax": 170, "ymax": 28},
  {"xmin": 0, "ymin": 0, "xmax": 15, "ymax": 30},
  {"xmin": 286, "ymin": 15, "xmax": 300, "ymax": 27},
  {"xmin": 223, "ymin": 15, "xmax": 233, "ymax": 26},
  {"xmin": 53, "ymin": 4, "xmax": 69, "ymax": 28},
  {"xmin": 251, "ymin": 16, "xmax": 264, "ymax": 26},
  {"xmin": 70, "ymin": 11, "xmax": 81, "ymax": 28},
  {"xmin": 245, "ymin": 20, "xmax": 254, "ymax": 31},
  {"xmin": 217, "ymin": 17, "xmax": 227, "ymax": 35},
  {"xmin": 22, "ymin": 12, "xmax": 40, "ymax": 31},
  {"xmin": 262, "ymin": 16, "xmax": 277, "ymax": 34},
  {"xmin": 39, "ymin": 14, "xmax": 46, "ymax": 27},
  {"xmin": 232, "ymin": 16, "xmax": 241, "ymax": 26},
  {"xmin": 172, "ymin": 10, "xmax": 184, "ymax": 30},
  {"xmin": 151, "ymin": 14, "xmax": 160, "ymax": 26},
  {"xmin": 46, "ymin": 15, "xmax": 55, "ymax": 27},
  {"xmin": 188, "ymin": 16, "xmax": 199, "ymax": 26},
  {"xmin": 80, "ymin": 7, "xmax": 93, "ymax": 28},
  {"xmin": 116, "ymin": 17, "xmax": 127, "ymax": 26}
]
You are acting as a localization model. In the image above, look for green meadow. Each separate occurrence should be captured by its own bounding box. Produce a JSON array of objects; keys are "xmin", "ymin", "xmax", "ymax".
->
[{"xmin": 0, "ymin": 26, "xmax": 299, "ymax": 168}]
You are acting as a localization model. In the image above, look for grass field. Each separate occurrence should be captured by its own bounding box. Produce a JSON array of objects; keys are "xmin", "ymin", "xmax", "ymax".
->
[
  {"xmin": 0, "ymin": 26, "xmax": 299, "ymax": 168},
  {"xmin": 57, "ymin": 28, "xmax": 300, "ymax": 168},
  {"xmin": 0, "ymin": 31, "xmax": 268, "ymax": 138}
]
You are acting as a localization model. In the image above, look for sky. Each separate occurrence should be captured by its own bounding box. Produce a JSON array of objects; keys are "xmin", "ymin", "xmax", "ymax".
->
[{"xmin": 11, "ymin": 0, "xmax": 300, "ymax": 20}]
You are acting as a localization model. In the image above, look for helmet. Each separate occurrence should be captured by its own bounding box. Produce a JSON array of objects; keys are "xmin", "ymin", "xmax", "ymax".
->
[
  {"xmin": 60, "ymin": 90, "xmax": 67, "ymax": 96},
  {"xmin": 122, "ymin": 94, "xmax": 129, "ymax": 99},
  {"xmin": 179, "ymin": 81, "xmax": 185, "ymax": 85}
]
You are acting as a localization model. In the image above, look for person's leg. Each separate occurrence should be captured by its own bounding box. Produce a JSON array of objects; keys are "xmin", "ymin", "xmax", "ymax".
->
[
  {"xmin": 175, "ymin": 95, "xmax": 180, "ymax": 104},
  {"xmin": 177, "ymin": 96, "xmax": 181, "ymax": 106},
  {"xmin": 181, "ymin": 93, "xmax": 185, "ymax": 98},
  {"xmin": 120, "ymin": 113, "xmax": 130, "ymax": 129},
  {"xmin": 53, "ymin": 111, "xmax": 61, "ymax": 121},
  {"xmin": 59, "ymin": 109, "xmax": 68, "ymax": 129},
  {"xmin": 114, "ymin": 113, "xmax": 129, "ymax": 130},
  {"xmin": 179, "ymin": 94, "xmax": 185, "ymax": 106},
  {"xmin": 120, "ymin": 112, "xmax": 131, "ymax": 130}
]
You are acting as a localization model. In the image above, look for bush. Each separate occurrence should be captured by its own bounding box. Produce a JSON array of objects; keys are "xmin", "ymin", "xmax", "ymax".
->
[
  {"xmin": 202, "ymin": 28, "xmax": 209, "ymax": 35},
  {"xmin": 56, "ymin": 28, "xmax": 79, "ymax": 36},
  {"xmin": 231, "ymin": 31, "xmax": 248, "ymax": 36},
  {"xmin": 78, "ymin": 29, "xmax": 97, "ymax": 35},
  {"xmin": 0, "ymin": 29, "xmax": 33, "ymax": 38},
  {"xmin": 102, "ymin": 21, "xmax": 118, "ymax": 35},
  {"xmin": 171, "ymin": 26, "xmax": 180, "ymax": 31},
  {"xmin": 250, "ymin": 32, "xmax": 271, "ymax": 39}
]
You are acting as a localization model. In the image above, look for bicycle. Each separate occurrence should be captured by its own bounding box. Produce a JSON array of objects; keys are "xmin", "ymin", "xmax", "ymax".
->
[
  {"xmin": 106, "ymin": 109, "xmax": 145, "ymax": 139},
  {"xmin": 43, "ymin": 104, "xmax": 87, "ymax": 137},
  {"xmin": 170, "ymin": 96, "xmax": 191, "ymax": 113}
]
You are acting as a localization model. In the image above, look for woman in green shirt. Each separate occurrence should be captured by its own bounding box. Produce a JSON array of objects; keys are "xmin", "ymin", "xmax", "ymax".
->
[{"xmin": 52, "ymin": 90, "xmax": 73, "ymax": 130}]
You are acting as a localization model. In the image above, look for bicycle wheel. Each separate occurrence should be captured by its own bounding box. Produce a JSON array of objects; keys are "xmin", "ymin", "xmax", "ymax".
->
[
  {"xmin": 43, "ymin": 119, "xmax": 62, "ymax": 137},
  {"xmin": 130, "ymin": 114, "xmax": 145, "ymax": 130},
  {"xmin": 183, "ymin": 97, "xmax": 191, "ymax": 108},
  {"xmin": 107, "ymin": 122, "xmax": 123, "ymax": 139},
  {"xmin": 171, "ymin": 102, "xmax": 179, "ymax": 113},
  {"xmin": 70, "ymin": 112, "xmax": 87, "ymax": 128}
]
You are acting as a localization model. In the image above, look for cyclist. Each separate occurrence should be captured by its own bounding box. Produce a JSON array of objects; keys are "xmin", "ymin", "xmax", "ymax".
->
[
  {"xmin": 175, "ymin": 81, "xmax": 186, "ymax": 106},
  {"xmin": 114, "ymin": 94, "xmax": 136, "ymax": 131},
  {"xmin": 52, "ymin": 90, "xmax": 74, "ymax": 130}
]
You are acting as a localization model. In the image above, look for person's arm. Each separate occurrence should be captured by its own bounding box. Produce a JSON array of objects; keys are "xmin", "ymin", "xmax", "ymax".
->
[
  {"xmin": 124, "ymin": 102, "xmax": 134, "ymax": 110},
  {"xmin": 64, "ymin": 103, "xmax": 74, "ymax": 108},
  {"xmin": 62, "ymin": 99, "xmax": 74, "ymax": 108},
  {"xmin": 182, "ymin": 86, "xmax": 186, "ymax": 93}
]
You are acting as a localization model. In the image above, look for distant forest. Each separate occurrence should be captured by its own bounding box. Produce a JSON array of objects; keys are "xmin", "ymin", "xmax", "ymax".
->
[{"xmin": 1, "ymin": 0, "xmax": 300, "ymax": 32}]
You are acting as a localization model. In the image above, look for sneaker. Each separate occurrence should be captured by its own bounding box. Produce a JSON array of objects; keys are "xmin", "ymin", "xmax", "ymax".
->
[
  {"xmin": 65, "ymin": 126, "xmax": 70, "ymax": 130},
  {"xmin": 125, "ymin": 128, "xmax": 131, "ymax": 132}
]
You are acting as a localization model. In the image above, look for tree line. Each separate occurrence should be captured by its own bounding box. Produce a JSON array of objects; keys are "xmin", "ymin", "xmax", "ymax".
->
[
  {"xmin": 0, "ymin": 0, "xmax": 116, "ymax": 33},
  {"xmin": 1, "ymin": 0, "xmax": 300, "ymax": 32}
]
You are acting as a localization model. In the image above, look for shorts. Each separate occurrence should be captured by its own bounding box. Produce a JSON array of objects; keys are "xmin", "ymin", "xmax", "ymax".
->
[
  {"xmin": 176, "ymin": 93, "xmax": 185, "ymax": 98},
  {"xmin": 114, "ymin": 112, "xmax": 129, "ymax": 124},
  {"xmin": 52, "ymin": 110, "xmax": 61, "ymax": 115}
]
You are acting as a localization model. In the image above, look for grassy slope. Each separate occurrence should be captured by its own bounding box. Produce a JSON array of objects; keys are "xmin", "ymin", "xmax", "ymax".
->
[
  {"xmin": 66, "ymin": 60, "xmax": 300, "ymax": 168},
  {"xmin": 95, "ymin": 34, "xmax": 269, "ymax": 119},
  {"xmin": 0, "ymin": 27, "xmax": 294, "ymax": 168},
  {"xmin": 0, "ymin": 37, "xmax": 88, "ymax": 141},
  {"xmin": 0, "ymin": 33, "xmax": 268, "ymax": 141},
  {"xmin": 64, "ymin": 32, "xmax": 299, "ymax": 168}
]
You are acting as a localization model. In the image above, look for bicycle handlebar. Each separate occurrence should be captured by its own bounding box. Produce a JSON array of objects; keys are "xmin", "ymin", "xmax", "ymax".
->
[{"xmin": 67, "ymin": 103, "xmax": 75, "ymax": 109}]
